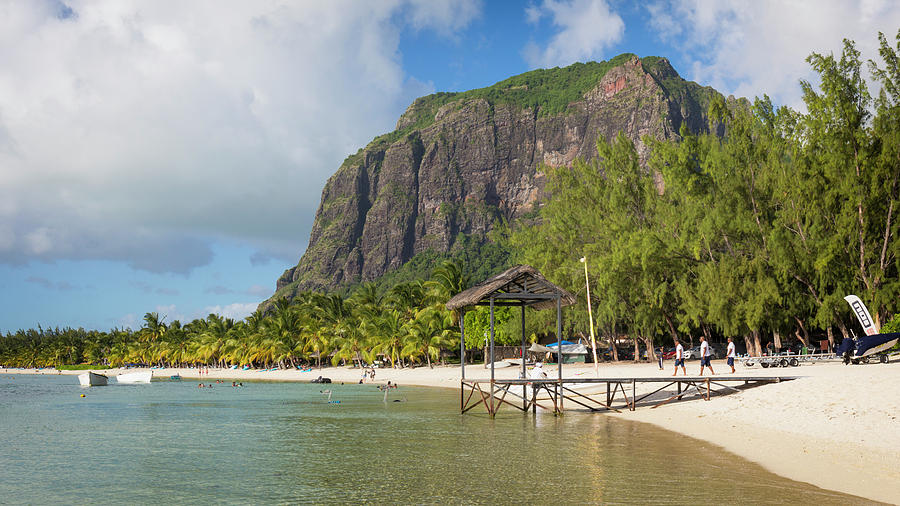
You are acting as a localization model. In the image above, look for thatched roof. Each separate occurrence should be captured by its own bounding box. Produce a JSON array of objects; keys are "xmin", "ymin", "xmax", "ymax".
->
[{"xmin": 445, "ymin": 264, "xmax": 576, "ymax": 311}]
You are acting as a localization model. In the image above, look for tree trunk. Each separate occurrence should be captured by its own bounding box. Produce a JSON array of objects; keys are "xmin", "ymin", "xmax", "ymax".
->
[
  {"xmin": 642, "ymin": 336, "xmax": 656, "ymax": 361},
  {"xmin": 794, "ymin": 317, "xmax": 810, "ymax": 347},
  {"xmin": 826, "ymin": 326, "xmax": 835, "ymax": 352},
  {"xmin": 664, "ymin": 314, "xmax": 679, "ymax": 344},
  {"xmin": 750, "ymin": 329, "xmax": 763, "ymax": 357},
  {"xmin": 632, "ymin": 337, "xmax": 639, "ymax": 362},
  {"xmin": 609, "ymin": 323, "xmax": 619, "ymax": 362},
  {"xmin": 773, "ymin": 331, "xmax": 782, "ymax": 351},
  {"xmin": 837, "ymin": 320, "xmax": 850, "ymax": 340}
]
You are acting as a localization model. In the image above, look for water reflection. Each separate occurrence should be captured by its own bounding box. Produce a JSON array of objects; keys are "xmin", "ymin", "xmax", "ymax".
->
[{"xmin": 0, "ymin": 375, "xmax": 875, "ymax": 505}]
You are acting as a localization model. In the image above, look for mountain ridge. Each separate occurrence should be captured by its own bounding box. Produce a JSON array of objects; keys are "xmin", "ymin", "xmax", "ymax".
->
[{"xmin": 264, "ymin": 53, "xmax": 730, "ymax": 308}]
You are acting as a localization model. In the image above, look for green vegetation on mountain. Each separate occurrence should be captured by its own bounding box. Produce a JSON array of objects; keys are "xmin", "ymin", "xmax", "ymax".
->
[{"xmin": 279, "ymin": 52, "xmax": 722, "ymax": 301}]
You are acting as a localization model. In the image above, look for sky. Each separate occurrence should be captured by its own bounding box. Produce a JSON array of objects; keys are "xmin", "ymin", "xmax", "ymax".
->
[{"xmin": 1, "ymin": 0, "xmax": 899, "ymax": 333}]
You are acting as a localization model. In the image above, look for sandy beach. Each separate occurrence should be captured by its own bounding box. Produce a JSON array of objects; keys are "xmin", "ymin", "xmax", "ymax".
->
[{"xmin": 6, "ymin": 358, "xmax": 899, "ymax": 504}]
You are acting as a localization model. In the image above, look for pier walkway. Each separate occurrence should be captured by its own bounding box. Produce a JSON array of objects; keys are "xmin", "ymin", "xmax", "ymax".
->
[
  {"xmin": 445, "ymin": 266, "xmax": 792, "ymax": 418},
  {"xmin": 460, "ymin": 375, "xmax": 796, "ymax": 416}
]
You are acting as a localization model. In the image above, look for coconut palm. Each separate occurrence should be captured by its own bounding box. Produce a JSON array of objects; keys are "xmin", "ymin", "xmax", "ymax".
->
[
  {"xmin": 364, "ymin": 308, "xmax": 406, "ymax": 368},
  {"xmin": 139, "ymin": 312, "xmax": 167, "ymax": 343},
  {"xmin": 426, "ymin": 260, "xmax": 469, "ymax": 325},
  {"xmin": 403, "ymin": 306, "xmax": 458, "ymax": 367}
]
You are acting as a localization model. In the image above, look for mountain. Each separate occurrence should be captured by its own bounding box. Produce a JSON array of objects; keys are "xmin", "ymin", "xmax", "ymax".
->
[{"xmin": 265, "ymin": 53, "xmax": 726, "ymax": 306}]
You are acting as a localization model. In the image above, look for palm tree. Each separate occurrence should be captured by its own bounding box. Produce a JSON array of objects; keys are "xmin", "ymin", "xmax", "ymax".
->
[
  {"xmin": 387, "ymin": 281, "xmax": 429, "ymax": 318},
  {"xmin": 426, "ymin": 260, "xmax": 469, "ymax": 326},
  {"xmin": 139, "ymin": 312, "xmax": 167, "ymax": 343},
  {"xmin": 364, "ymin": 308, "xmax": 405, "ymax": 368},
  {"xmin": 403, "ymin": 306, "xmax": 457, "ymax": 368}
]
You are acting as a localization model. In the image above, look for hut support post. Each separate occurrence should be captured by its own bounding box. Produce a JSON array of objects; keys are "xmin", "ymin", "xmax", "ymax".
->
[
  {"xmin": 521, "ymin": 303, "xmax": 527, "ymax": 411},
  {"xmin": 490, "ymin": 296, "xmax": 495, "ymax": 382},
  {"xmin": 459, "ymin": 309, "xmax": 466, "ymax": 380},
  {"xmin": 556, "ymin": 295, "xmax": 563, "ymax": 414}
]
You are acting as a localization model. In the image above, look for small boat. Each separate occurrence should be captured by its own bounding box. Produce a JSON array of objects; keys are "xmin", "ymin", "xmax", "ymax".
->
[
  {"xmin": 169, "ymin": 374, "xmax": 181, "ymax": 381},
  {"xmin": 78, "ymin": 371, "xmax": 108, "ymax": 386},
  {"xmin": 116, "ymin": 371, "xmax": 152, "ymax": 384}
]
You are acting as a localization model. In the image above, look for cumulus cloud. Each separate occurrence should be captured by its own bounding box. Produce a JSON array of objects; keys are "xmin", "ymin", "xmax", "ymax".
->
[
  {"xmin": 0, "ymin": 0, "xmax": 480, "ymax": 274},
  {"xmin": 523, "ymin": 0, "xmax": 625, "ymax": 68},
  {"xmin": 202, "ymin": 302, "xmax": 258, "ymax": 321},
  {"xmin": 155, "ymin": 304, "xmax": 185, "ymax": 323},
  {"xmin": 115, "ymin": 313, "xmax": 139, "ymax": 330},
  {"xmin": 645, "ymin": 0, "xmax": 900, "ymax": 108}
]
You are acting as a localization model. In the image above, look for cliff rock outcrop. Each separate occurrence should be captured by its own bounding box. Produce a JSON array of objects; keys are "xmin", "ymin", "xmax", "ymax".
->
[{"xmin": 267, "ymin": 54, "xmax": 723, "ymax": 304}]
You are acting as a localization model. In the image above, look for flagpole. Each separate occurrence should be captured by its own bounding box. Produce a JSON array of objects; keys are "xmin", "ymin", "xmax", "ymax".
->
[{"xmin": 581, "ymin": 256, "xmax": 599, "ymax": 375}]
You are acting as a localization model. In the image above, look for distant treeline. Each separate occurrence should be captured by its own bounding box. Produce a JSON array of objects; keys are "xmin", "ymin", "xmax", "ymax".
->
[
  {"xmin": 0, "ymin": 262, "xmax": 469, "ymax": 369},
  {"xmin": 511, "ymin": 33, "xmax": 900, "ymax": 358}
]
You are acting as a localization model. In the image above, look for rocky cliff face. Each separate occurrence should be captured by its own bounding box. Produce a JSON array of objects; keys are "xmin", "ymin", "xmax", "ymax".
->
[{"xmin": 269, "ymin": 54, "xmax": 723, "ymax": 303}]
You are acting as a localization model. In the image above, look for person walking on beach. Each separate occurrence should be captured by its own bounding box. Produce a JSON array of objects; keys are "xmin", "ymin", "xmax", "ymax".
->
[
  {"xmin": 726, "ymin": 337, "xmax": 736, "ymax": 374},
  {"xmin": 699, "ymin": 336, "xmax": 715, "ymax": 375},
  {"xmin": 657, "ymin": 346, "xmax": 664, "ymax": 370},
  {"xmin": 672, "ymin": 340, "xmax": 686, "ymax": 376}
]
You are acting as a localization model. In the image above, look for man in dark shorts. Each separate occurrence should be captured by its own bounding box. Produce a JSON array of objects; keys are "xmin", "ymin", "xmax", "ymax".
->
[
  {"xmin": 699, "ymin": 336, "xmax": 715, "ymax": 375},
  {"xmin": 672, "ymin": 339, "xmax": 686, "ymax": 376},
  {"xmin": 726, "ymin": 337, "xmax": 736, "ymax": 373}
]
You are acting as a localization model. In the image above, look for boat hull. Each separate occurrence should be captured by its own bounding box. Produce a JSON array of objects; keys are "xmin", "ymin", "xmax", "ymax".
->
[
  {"xmin": 78, "ymin": 371, "xmax": 108, "ymax": 386},
  {"xmin": 116, "ymin": 371, "xmax": 152, "ymax": 384}
]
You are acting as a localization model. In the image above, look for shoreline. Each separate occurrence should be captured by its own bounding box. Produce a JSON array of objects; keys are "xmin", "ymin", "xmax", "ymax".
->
[{"xmin": 5, "ymin": 360, "xmax": 898, "ymax": 503}]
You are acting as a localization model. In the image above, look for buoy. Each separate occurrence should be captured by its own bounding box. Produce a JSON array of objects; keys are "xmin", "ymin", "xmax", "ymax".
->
[{"xmin": 80, "ymin": 394, "xmax": 85, "ymax": 398}]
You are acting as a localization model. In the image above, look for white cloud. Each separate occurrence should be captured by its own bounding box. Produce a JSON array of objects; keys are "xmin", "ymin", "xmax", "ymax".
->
[
  {"xmin": 523, "ymin": 0, "xmax": 625, "ymax": 68},
  {"xmin": 202, "ymin": 302, "xmax": 258, "ymax": 321},
  {"xmin": 645, "ymin": 0, "xmax": 900, "ymax": 108},
  {"xmin": 0, "ymin": 0, "xmax": 480, "ymax": 273},
  {"xmin": 155, "ymin": 304, "xmax": 185, "ymax": 324},
  {"xmin": 116, "ymin": 313, "xmax": 139, "ymax": 330}
]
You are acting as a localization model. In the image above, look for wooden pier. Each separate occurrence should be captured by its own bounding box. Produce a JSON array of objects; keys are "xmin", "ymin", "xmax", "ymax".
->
[
  {"xmin": 445, "ymin": 266, "xmax": 791, "ymax": 418},
  {"xmin": 460, "ymin": 375, "xmax": 796, "ymax": 416}
]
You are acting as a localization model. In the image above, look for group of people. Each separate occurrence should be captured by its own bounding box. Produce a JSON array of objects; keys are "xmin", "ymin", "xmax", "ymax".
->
[
  {"xmin": 359, "ymin": 368, "xmax": 376, "ymax": 384},
  {"xmin": 197, "ymin": 381, "xmax": 243, "ymax": 388},
  {"xmin": 666, "ymin": 336, "xmax": 737, "ymax": 376},
  {"xmin": 376, "ymin": 381, "xmax": 398, "ymax": 391}
]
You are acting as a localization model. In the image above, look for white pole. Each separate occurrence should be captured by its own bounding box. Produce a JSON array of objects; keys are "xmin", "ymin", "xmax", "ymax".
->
[{"xmin": 581, "ymin": 257, "xmax": 599, "ymax": 375}]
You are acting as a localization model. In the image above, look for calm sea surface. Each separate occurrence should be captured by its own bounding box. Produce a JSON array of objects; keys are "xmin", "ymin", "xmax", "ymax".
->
[{"xmin": 0, "ymin": 374, "xmax": 871, "ymax": 505}]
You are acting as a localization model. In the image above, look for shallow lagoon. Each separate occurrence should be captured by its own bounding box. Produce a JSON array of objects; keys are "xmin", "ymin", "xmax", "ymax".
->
[{"xmin": 0, "ymin": 374, "xmax": 872, "ymax": 504}]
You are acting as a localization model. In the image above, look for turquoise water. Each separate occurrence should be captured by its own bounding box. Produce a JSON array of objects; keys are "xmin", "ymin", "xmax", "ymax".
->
[{"xmin": 0, "ymin": 374, "xmax": 871, "ymax": 505}]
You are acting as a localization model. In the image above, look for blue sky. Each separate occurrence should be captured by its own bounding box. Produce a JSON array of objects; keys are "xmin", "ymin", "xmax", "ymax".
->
[{"xmin": 2, "ymin": 0, "xmax": 899, "ymax": 333}]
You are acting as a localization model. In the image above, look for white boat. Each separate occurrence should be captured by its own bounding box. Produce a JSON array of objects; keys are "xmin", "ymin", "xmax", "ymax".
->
[
  {"xmin": 116, "ymin": 371, "xmax": 152, "ymax": 384},
  {"xmin": 78, "ymin": 371, "xmax": 108, "ymax": 386}
]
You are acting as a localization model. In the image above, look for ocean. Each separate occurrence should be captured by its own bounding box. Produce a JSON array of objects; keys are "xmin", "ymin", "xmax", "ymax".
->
[{"xmin": 0, "ymin": 374, "xmax": 869, "ymax": 504}]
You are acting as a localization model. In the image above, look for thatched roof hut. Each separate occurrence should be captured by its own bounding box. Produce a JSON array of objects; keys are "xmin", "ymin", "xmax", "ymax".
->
[{"xmin": 446, "ymin": 264, "xmax": 576, "ymax": 311}]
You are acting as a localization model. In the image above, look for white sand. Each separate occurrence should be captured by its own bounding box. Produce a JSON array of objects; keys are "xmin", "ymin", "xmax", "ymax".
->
[{"xmin": 7, "ymin": 357, "xmax": 899, "ymax": 503}]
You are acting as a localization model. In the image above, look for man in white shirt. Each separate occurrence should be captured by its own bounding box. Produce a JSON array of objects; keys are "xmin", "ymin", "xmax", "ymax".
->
[
  {"xmin": 529, "ymin": 362, "xmax": 547, "ymax": 380},
  {"xmin": 672, "ymin": 339, "xmax": 686, "ymax": 376},
  {"xmin": 699, "ymin": 336, "xmax": 715, "ymax": 375},
  {"xmin": 726, "ymin": 337, "xmax": 736, "ymax": 373}
]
